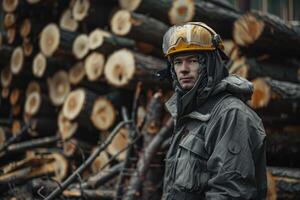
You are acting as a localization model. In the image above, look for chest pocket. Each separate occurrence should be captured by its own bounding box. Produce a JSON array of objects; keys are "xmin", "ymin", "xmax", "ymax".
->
[{"xmin": 174, "ymin": 133, "xmax": 210, "ymax": 192}]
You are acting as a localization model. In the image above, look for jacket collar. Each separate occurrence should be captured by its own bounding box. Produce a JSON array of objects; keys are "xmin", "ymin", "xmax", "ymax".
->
[{"xmin": 165, "ymin": 93, "xmax": 211, "ymax": 122}]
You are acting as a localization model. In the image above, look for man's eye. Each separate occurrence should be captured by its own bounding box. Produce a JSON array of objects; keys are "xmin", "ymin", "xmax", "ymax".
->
[{"xmin": 191, "ymin": 59, "xmax": 198, "ymax": 63}]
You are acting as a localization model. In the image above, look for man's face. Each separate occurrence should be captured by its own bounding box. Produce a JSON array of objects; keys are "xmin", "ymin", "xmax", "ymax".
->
[{"xmin": 173, "ymin": 54, "xmax": 201, "ymax": 90}]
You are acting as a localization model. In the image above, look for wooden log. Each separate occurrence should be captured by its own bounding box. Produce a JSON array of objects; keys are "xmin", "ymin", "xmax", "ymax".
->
[
  {"xmin": 39, "ymin": 23, "xmax": 89, "ymax": 59},
  {"xmin": 10, "ymin": 46, "xmax": 27, "ymax": 75},
  {"xmin": 91, "ymin": 151, "xmax": 110, "ymax": 174},
  {"xmin": 106, "ymin": 128, "xmax": 129, "ymax": 161},
  {"xmin": 59, "ymin": 8, "xmax": 78, "ymax": 32},
  {"xmin": 27, "ymin": 118, "xmax": 58, "ymax": 137},
  {"xmin": 63, "ymin": 188, "xmax": 116, "ymax": 199},
  {"xmin": 0, "ymin": 127, "xmax": 11, "ymax": 150},
  {"xmin": 3, "ymin": 13, "xmax": 16, "ymax": 29},
  {"xmin": 266, "ymin": 131, "xmax": 300, "ymax": 168},
  {"xmin": 267, "ymin": 170, "xmax": 277, "ymax": 200},
  {"xmin": 233, "ymin": 11, "xmax": 300, "ymax": 57},
  {"xmin": 71, "ymin": 0, "xmax": 90, "ymax": 21},
  {"xmin": 110, "ymin": 10, "xmax": 168, "ymax": 49},
  {"xmin": 1, "ymin": 67, "xmax": 13, "ymax": 89},
  {"xmin": 62, "ymin": 138, "xmax": 93, "ymax": 158},
  {"xmin": 47, "ymin": 70, "xmax": 71, "ymax": 106},
  {"xmin": 26, "ymin": 80, "xmax": 46, "ymax": 97},
  {"xmin": 104, "ymin": 49, "xmax": 166, "ymax": 88},
  {"xmin": 24, "ymin": 91, "xmax": 55, "ymax": 118},
  {"xmin": 58, "ymin": 111, "xmax": 79, "ymax": 141},
  {"xmin": 2, "ymin": 0, "xmax": 18, "ymax": 12},
  {"xmin": 84, "ymin": 52, "xmax": 105, "ymax": 81},
  {"xmin": 68, "ymin": 62, "xmax": 86, "ymax": 85}
]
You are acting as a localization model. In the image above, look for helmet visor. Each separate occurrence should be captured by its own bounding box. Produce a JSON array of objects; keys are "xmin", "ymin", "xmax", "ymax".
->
[{"xmin": 162, "ymin": 22, "xmax": 217, "ymax": 55}]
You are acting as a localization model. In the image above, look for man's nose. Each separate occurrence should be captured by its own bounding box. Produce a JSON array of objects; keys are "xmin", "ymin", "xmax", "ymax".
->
[{"xmin": 179, "ymin": 61, "xmax": 190, "ymax": 73}]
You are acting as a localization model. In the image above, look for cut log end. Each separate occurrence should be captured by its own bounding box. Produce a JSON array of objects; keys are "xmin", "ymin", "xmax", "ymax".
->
[
  {"xmin": 104, "ymin": 49, "xmax": 135, "ymax": 87},
  {"xmin": 229, "ymin": 57, "xmax": 248, "ymax": 78},
  {"xmin": 10, "ymin": 46, "xmax": 24, "ymax": 75},
  {"xmin": 51, "ymin": 153, "xmax": 68, "ymax": 181},
  {"xmin": 2, "ymin": 0, "xmax": 18, "ymax": 12},
  {"xmin": 73, "ymin": 34, "xmax": 89, "ymax": 59},
  {"xmin": 168, "ymin": 0, "xmax": 195, "ymax": 25},
  {"xmin": 26, "ymin": 81, "xmax": 41, "ymax": 97},
  {"xmin": 25, "ymin": 91, "xmax": 41, "ymax": 117},
  {"xmin": 119, "ymin": 0, "xmax": 142, "ymax": 11},
  {"xmin": 249, "ymin": 78, "xmax": 271, "ymax": 109},
  {"xmin": 4, "ymin": 13, "xmax": 16, "ymax": 28},
  {"xmin": 91, "ymin": 97, "xmax": 116, "ymax": 131},
  {"xmin": 40, "ymin": 23, "xmax": 60, "ymax": 57},
  {"xmin": 1, "ymin": 67, "xmax": 13, "ymax": 88},
  {"xmin": 62, "ymin": 89, "xmax": 85, "ymax": 120},
  {"xmin": 23, "ymin": 38, "xmax": 34, "ymax": 56},
  {"xmin": 60, "ymin": 9, "xmax": 78, "ymax": 32},
  {"xmin": 110, "ymin": 10, "xmax": 132, "ymax": 36},
  {"xmin": 20, "ymin": 19, "xmax": 32, "ymax": 38},
  {"xmin": 62, "ymin": 139, "xmax": 77, "ymax": 157},
  {"xmin": 91, "ymin": 151, "xmax": 110, "ymax": 173},
  {"xmin": 72, "ymin": 0, "xmax": 90, "ymax": 21},
  {"xmin": 107, "ymin": 128, "xmax": 129, "ymax": 161},
  {"xmin": 58, "ymin": 112, "xmax": 78, "ymax": 140},
  {"xmin": 233, "ymin": 13, "xmax": 265, "ymax": 46},
  {"xmin": 12, "ymin": 120, "xmax": 21, "ymax": 136},
  {"xmin": 2, "ymin": 88, "xmax": 10, "ymax": 99},
  {"xmin": 33, "ymin": 53, "xmax": 47, "ymax": 78},
  {"xmin": 69, "ymin": 62, "xmax": 85, "ymax": 85},
  {"xmin": 88, "ymin": 29, "xmax": 109, "ymax": 50},
  {"xmin": 9, "ymin": 88, "xmax": 21, "ymax": 106},
  {"xmin": 0, "ymin": 127, "xmax": 7, "ymax": 148},
  {"xmin": 48, "ymin": 70, "xmax": 71, "ymax": 106},
  {"xmin": 85, "ymin": 52, "xmax": 105, "ymax": 81},
  {"xmin": 7, "ymin": 27, "xmax": 16, "ymax": 44}
]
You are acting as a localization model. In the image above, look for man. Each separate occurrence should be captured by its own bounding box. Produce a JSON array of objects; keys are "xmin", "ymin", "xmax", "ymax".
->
[{"xmin": 161, "ymin": 22, "xmax": 267, "ymax": 199}]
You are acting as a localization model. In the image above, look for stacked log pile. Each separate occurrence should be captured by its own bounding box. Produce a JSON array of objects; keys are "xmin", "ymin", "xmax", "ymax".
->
[{"xmin": 0, "ymin": 0, "xmax": 299, "ymax": 199}]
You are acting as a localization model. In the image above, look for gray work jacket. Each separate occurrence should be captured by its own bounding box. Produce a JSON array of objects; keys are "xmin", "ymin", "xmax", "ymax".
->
[{"xmin": 162, "ymin": 92, "xmax": 267, "ymax": 200}]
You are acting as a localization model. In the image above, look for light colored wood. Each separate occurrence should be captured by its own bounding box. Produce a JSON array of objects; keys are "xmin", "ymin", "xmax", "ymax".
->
[
  {"xmin": 249, "ymin": 78, "xmax": 271, "ymax": 109},
  {"xmin": 7, "ymin": 27, "xmax": 16, "ymax": 44},
  {"xmin": 233, "ymin": 13, "xmax": 264, "ymax": 46},
  {"xmin": 10, "ymin": 46, "xmax": 24, "ymax": 74},
  {"xmin": 267, "ymin": 170, "xmax": 277, "ymax": 200},
  {"xmin": 25, "ymin": 91, "xmax": 41, "ymax": 117},
  {"xmin": 88, "ymin": 28, "xmax": 110, "ymax": 50},
  {"xmin": 58, "ymin": 111, "xmax": 78, "ymax": 140},
  {"xmin": 91, "ymin": 151, "xmax": 110, "ymax": 173},
  {"xmin": 73, "ymin": 34, "xmax": 89, "ymax": 59},
  {"xmin": 12, "ymin": 119, "xmax": 21, "ymax": 136},
  {"xmin": 2, "ymin": 0, "xmax": 18, "ymax": 12},
  {"xmin": 40, "ymin": 23, "xmax": 60, "ymax": 57},
  {"xmin": 20, "ymin": 18, "xmax": 31, "ymax": 38},
  {"xmin": 26, "ymin": 80, "xmax": 41, "ymax": 97},
  {"xmin": 104, "ymin": 48, "xmax": 135, "ymax": 87},
  {"xmin": 48, "ymin": 70, "xmax": 71, "ymax": 106},
  {"xmin": 60, "ymin": 9, "xmax": 78, "ymax": 32},
  {"xmin": 107, "ymin": 128, "xmax": 129, "ymax": 161},
  {"xmin": 168, "ymin": 0, "xmax": 195, "ymax": 25},
  {"xmin": 23, "ymin": 37, "xmax": 33, "ymax": 56},
  {"xmin": 84, "ymin": 52, "xmax": 105, "ymax": 81},
  {"xmin": 62, "ymin": 88, "xmax": 85, "ymax": 120},
  {"xmin": 9, "ymin": 88, "xmax": 21, "ymax": 106},
  {"xmin": 4, "ymin": 13, "xmax": 16, "ymax": 28},
  {"xmin": 110, "ymin": 10, "xmax": 132, "ymax": 36},
  {"xmin": 72, "ymin": 0, "xmax": 90, "ymax": 21},
  {"xmin": 69, "ymin": 62, "xmax": 86, "ymax": 85},
  {"xmin": 1, "ymin": 67, "xmax": 12, "ymax": 88},
  {"xmin": 33, "ymin": 52, "xmax": 46, "ymax": 77},
  {"xmin": 91, "ymin": 97, "xmax": 116, "ymax": 131}
]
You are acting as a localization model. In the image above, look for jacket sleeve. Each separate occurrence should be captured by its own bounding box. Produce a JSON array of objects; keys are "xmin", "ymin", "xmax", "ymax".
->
[{"xmin": 205, "ymin": 108, "xmax": 267, "ymax": 200}]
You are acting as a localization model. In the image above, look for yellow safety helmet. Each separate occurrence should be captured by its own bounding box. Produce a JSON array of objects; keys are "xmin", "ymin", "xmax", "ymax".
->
[{"xmin": 162, "ymin": 22, "xmax": 224, "ymax": 57}]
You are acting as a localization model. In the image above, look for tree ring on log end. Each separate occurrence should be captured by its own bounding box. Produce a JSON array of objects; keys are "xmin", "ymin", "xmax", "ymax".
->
[
  {"xmin": 10, "ymin": 46, "xmax": 24, "ymax": 75},
  {"xmin": 1, "ymin": 67, "xmax": 12, "ymax": 88},
  {"xmin": 88, "ymin": 29, "xmax": 107, "ymax": 50},
  {"xmin": 233, "ymin": 13, "xmax": 265, "ymax": 46},
  {"xmin": 107, "ymin": 128, "xmax": 129, "ymax": 161},
  {"xmin": 4, "ymin": 13, "xmax": 16, "ymax": 28},
  {"xmin": 33, "ymin": 53, "xmax": 47, "ymax": 77},
  {"xmin": 25, "ymin": 91, "xmax": 41, "ymax": 117},
  {"xmin": 58, "ymin": 112, "xmax": 78, "ymax": 140},
  {"xmin": 26, "ymin": 81, "xmax": 41, "ymax": 97},
  {"xmin": 72, "ymin": 0, "xmax": 90, "ymax": 21},
  {"xmin": 249, "ymin": 78, "xmax": 271, "ymax": 109},
  {"xmin": 104, "ymin": 49, "xmax": 135, "ymax": 87},
  {"xmin": 49, "ymin": 70, "xmax": 71, "ymax": 106},
  {"xmin": 73, "ymin": 34, "xmax": 89, "ymax": 59},
  {"xmin": 20, "ymin": 19, "xmax": 31, "ymax": 38},
  {"xmin": 63, "ymin": 89, "xmax": 85, "ymax": 120},
  {"xmin": 2, "ymin": 0, "xmax": 18, "ymax": 12},
  {"xmin": 168, "ymin": 0, "xmax": 195, "ymax": 25},
  {"xmin": 111, "ymin": 10, "xmax": 132, "ymax": 36},
  {"xmin": 52, "ymin": 153, "xmax": 68, "ymax": 181},
  {"xmin": 69, "ymin": 62, "xmax": 85, "ymax": 85},
  {"xmin": 91, "ymin": 151, "xmax": 110, "ymax": 173},
  {"xmin": 9, "ymin": 88, "xmax": 21, "ymax": 106},
  {"xmin": 91, "ymin": 97, "xmax": 116, "ymax": 131},
  {"xmin": 84, "ymin": 52, "xmax": 105, "ymax": 81},
  {"xmin": 7, "ymin": 27, "xmax": 16, "ymax": 44},
  {"xmin": 60, "ymin": 9, "xmax": 78, "ymax": 32},
  {"xmin": 40, "ymin": 23, "xmax": 60, "ymax": 57}
]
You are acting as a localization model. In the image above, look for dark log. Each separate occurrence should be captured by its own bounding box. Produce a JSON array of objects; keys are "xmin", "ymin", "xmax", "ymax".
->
[
  {"xmin": 233, "ymin": 11, "xmax": 300, "ymax": 57},
  {"xmin": 266, "ymin": 131, "xmax": 300, "ymax": 168},
  {"xmin": 104, "ymin": 49, "xmax": 168, "ymax": 89},
  {"xmin": 110, "ymin": 10, "xmax": 168, "ymax": 49},
  {"xmin": 44, "ymin": 120, "xmax": 132, "ymax": 200},
  {"xmin": 124, "ymin": 118, "xmax": 173, "ymax": 200},
  {"xmin": 27, "ymin": 118, "xmax": 58, "ymax": 137}
]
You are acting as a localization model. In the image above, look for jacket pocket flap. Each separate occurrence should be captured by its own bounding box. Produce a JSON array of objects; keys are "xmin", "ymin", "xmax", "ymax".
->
[{"xmin": 179, "ymin": 134, "xmax": 208, "ymax": 159}]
